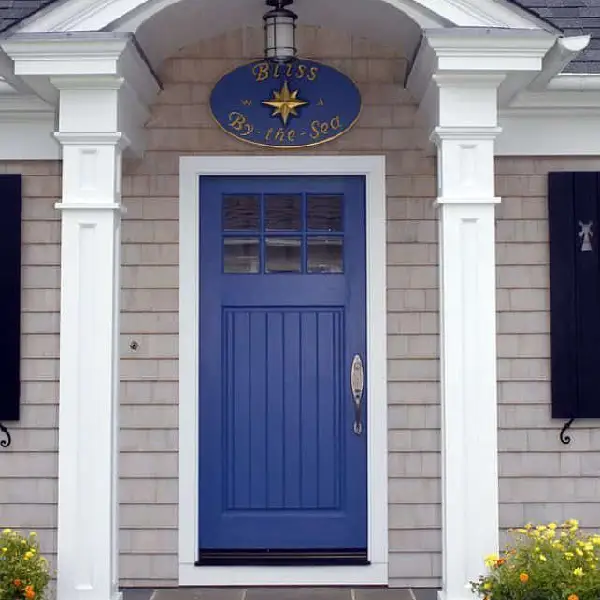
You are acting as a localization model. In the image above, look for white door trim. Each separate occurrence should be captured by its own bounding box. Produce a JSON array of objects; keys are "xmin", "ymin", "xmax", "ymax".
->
[{"xmin": 178, "ymin": 155, "xmax": 388, "ymax": 587}]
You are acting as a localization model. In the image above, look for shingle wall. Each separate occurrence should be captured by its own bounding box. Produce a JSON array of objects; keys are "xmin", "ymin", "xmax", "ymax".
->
[
  {"xmin": 496, "ymin": 157, "xmax": 600, "ymax": 542},
  {"xmin": 3, "ymin": 27, "xmax": 600, "ymax": 594},
  {"xmin": 119, "ymin": 25, "xmax": 441, "ymax": 588}
]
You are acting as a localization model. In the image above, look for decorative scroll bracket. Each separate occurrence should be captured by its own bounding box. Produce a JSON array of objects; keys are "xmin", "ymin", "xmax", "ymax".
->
[
  {"xmin": 0, "ymin": 422, "xmax": 11, "ymax": 448},
  {"xmin": 560, "ymin": 418, "xmax": 575, "ymax": 445}
]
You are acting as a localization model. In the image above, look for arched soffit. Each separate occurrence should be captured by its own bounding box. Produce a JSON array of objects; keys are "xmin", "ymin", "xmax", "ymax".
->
[
  {"xmin": 117, "ymin": 0, "xmax": 435, "ymax": 67},
  {"xmin": 15, "ymin": 0, "xmax": 546, "ymax": 69}
]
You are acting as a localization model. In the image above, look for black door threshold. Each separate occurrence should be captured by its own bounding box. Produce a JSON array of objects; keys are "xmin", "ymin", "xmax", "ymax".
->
[{"xmin": 196, "ymin": 549, "xmax": 369, "ymax": 566}]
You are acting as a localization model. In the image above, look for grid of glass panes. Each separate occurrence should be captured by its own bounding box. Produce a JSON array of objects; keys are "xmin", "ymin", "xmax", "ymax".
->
[{"xmin": 222, "ymin": 193, "xmax": 344, "ymax": 274}]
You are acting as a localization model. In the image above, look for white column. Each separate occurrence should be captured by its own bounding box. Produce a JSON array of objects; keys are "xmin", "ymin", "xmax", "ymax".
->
[
  {"xmin": 54, "ymin": 79, "xmax": 126, "ymax": 600},
  {"xmin": 0, "ymin": 35, "xmax": 159, "ymax": 600},
  {"xmin": 433, "ymin": 74, "xmax": 504, "ymax": 600}
]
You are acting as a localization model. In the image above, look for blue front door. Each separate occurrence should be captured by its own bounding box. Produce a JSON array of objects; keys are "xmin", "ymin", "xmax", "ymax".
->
[{"xmin": 198, "ymin": 175, "xmax": 367, "ymax": 565}]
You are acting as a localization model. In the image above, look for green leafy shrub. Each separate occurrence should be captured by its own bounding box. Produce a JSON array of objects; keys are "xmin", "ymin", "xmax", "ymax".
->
[
  {"xmin": 0, "ymin": 529, "xmax": 51, "ymax": 600},
  {"xmin": 471, "ymin": 520, "xmax": 600, "ymax": 600}
]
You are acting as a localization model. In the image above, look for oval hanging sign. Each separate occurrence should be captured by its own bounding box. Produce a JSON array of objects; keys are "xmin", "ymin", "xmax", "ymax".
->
[{"xmin": 210, "ymin": 59, "xmax": 361, "ymax": 148}]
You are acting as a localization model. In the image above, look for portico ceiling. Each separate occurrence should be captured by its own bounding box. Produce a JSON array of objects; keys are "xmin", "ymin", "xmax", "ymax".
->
[
  {"xmin": 116, "ymin": 0, "xmax": 430, "ymax": 68},
  {"xmin": 4, "ymin": 0, "xmax": 551, "ymax": 72}
]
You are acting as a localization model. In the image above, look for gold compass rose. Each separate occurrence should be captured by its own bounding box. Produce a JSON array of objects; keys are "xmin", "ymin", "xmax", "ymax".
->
[{"xmin": 262, "ymin": 80, "xmax": 308, "ymax": 126}]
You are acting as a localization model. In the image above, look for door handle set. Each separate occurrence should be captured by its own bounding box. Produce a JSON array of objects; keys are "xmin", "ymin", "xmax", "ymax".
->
[{"xmin": 350, "ymin": 354, "xmax": 364, "ymax": 435}]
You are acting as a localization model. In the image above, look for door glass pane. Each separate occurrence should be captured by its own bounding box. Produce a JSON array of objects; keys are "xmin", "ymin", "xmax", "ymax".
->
[
  {"xmin": 265, "ymin": 194, "xmax": 302, "ymax": 231},
  {"xmin": 223, "ymin": 237, "xmax": 260, "ymax": 273},
  {"xmin": 307, "ymin": 195, "xmax": 343, "ymax": 232},
  {"xmin": 223, "ymin": 195, "xmax": 260, "ymax": 231},
  {"xmin": 307, "ymin": 237, "xmax": 343, "ymax": 273},
  {"xmin": 265, "ymin": 237, "xmax": 301, "ymax": 273}
]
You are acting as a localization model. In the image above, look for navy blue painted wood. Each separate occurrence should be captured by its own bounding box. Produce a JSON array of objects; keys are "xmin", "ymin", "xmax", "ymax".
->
[
  {"xmin": 198, "ymin": 175, "xmax": 367, "ymax": 553},
  {"xmin": 548, "ymin": 171, "xmax": 600, "ymax": 419},
  {"xmin": 0, "ymin": 174, "xmax": 22, "ymax": 421},
  {"xmin": 572, "ymin": 173, "xmax": 600, "ymax": 419}
]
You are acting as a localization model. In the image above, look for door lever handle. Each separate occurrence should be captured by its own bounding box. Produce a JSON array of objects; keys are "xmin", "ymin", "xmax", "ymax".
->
[{"xmin": 350, "ymin": 354, "xmax": 364, "ymax": 435}]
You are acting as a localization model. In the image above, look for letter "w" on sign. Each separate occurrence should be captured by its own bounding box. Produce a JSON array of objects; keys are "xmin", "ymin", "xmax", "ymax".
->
[{"xmin": 241, "ymin": 100, "xmax": 252, "ymax": 106}]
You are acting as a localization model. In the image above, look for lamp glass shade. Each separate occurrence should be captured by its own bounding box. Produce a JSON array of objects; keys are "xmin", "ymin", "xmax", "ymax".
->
[{"xmin": 264, "ymin": 7, "xmax": 296, "ymax": 62}]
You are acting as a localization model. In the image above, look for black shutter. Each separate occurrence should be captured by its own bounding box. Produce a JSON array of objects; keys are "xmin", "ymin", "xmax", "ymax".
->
[
  {"xmin": 0, "ymin": 174, "xmax": 22, "ymax": 421},
  {"xmin": 548, "ymin": 171, "xmax": 600, "ymax": 419}
]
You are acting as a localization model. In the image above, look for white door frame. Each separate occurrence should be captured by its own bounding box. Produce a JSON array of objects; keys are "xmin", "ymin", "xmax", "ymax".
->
[{"xmin": 178, "ymin": 155, "xmax": 388, "ymax": 586}]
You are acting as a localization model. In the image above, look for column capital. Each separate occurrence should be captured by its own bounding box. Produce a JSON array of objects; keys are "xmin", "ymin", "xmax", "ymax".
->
[
  {"xmin": 431, "ymin": 126, "xmax": 503, "ymax": 143},
  {"xmin": 1, "ymin": 33, "xmax": 160, "ymax": 156},
  {"xmin": 407, "ymin": 28, "xmax": 556, "ymax": 101},
  {"xmin": 53, "ymin": 131, "xmax": 129, "ymax": 146},
  {"xmin": 434, "ymin": 196, "xmax": 501, "ymax": 207},
  {"xmin": 406, "ymin": 28, "xmax": 560, "ymax": 139}
]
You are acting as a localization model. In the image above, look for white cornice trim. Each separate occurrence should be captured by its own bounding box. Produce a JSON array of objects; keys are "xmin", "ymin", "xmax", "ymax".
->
[
  {"xmin": 547, "ymin": 73, "xmax": 600, "ymax": 91},
  {"xmin": 510, "ymin": 89, "xmax": 600, "ymax": 109},
  {"xmin": 497, "ymin": 109, "xmax": 600, "ymax": 155},
  {"xmin": 0, "ymin": 93, "xmax": 53, "ymax": 112},
  {"xmin": 0, "ymin": 94, "xmax": 58, "ymax": 158}
]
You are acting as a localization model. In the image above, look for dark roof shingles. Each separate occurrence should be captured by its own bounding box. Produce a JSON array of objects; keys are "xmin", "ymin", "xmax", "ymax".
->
[
  {"xmin": 0, "ymin": 0, "xmax": 60, "ymax": 32},
  {"xmin": 509, "ymin": 0, "xmax": 600, "ymax": 72}
]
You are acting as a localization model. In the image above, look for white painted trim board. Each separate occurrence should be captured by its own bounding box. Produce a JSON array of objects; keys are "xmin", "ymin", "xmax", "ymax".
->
[{"xmin": 178, "ymin": 154, "xmax": 388, "ymax": 586}]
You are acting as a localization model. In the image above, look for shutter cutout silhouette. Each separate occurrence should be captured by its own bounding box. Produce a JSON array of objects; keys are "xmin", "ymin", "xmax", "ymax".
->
[
  {"xmin": 0, "ymin": 174, "xmax": 22, "ymax": 421},
  {"xmin": 548, "ymin": 172, "xmax": 600, "ymax": 419}
]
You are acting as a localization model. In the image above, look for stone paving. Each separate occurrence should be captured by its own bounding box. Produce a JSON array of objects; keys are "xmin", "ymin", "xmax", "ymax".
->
[{"xmin": 123, "ymin": 587, "xmax": 439, "ymax": 600}]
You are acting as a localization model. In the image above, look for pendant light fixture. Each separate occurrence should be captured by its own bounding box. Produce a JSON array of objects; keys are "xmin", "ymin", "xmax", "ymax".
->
[{"xmin": 263, "ymin": 0, "xmax": 297, "ymax": 63}]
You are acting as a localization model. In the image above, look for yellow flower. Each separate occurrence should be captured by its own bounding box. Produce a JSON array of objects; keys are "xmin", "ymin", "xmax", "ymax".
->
[
  {"xmin": 573, "ymin": 568, "xmax": 584, "ymax": 577},
  {"xmin": 483, "ymin": 583, "xmax": 492, "ymax": 590},
  {"xmin": 24, "ymin": 551, "xmax": 33, "ymax": 559},
  {"xmin": 568, "ymin": 594, "xmax": 579, "ymax": 600},
  {"xmin": 520, "ymin": 573, "xmax": 529, "ymax": 583},
  {"xmin": 549, "ymin": 523, "xmax": 557, "ymax": 530},
  {"xmin": 576, "ymin": 548, "xmax": 584, "ymax": 557},
  {"xmin": 539, "ymin": 555, "xmax": 547, "ymax": 561},
  {"xmin": 29, "ymin": 532, "xmax": 37, "ymax": 537},
  {"xmin": 20, "ymin": 539, "xmax": 26, "ymax": 545},
  {"xmin": 537, "ymin": 525, "xmax": 547, "ymax": 531},
  {"xmin": 484, "ymin": 554, "xmax": 499, "ymax": 568},
  {"xmin": 1, "ymin": 547, "xmax": 7, "ymax": 553},
  {"xmin": 565, "ymin": 552, "xmax": 574, "ymax": 560}
]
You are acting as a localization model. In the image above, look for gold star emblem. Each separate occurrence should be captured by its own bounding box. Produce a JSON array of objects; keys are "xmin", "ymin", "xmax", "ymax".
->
[{"xmin": 262, "ymin": 80, "xmax": 308, "ymax": 126}]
